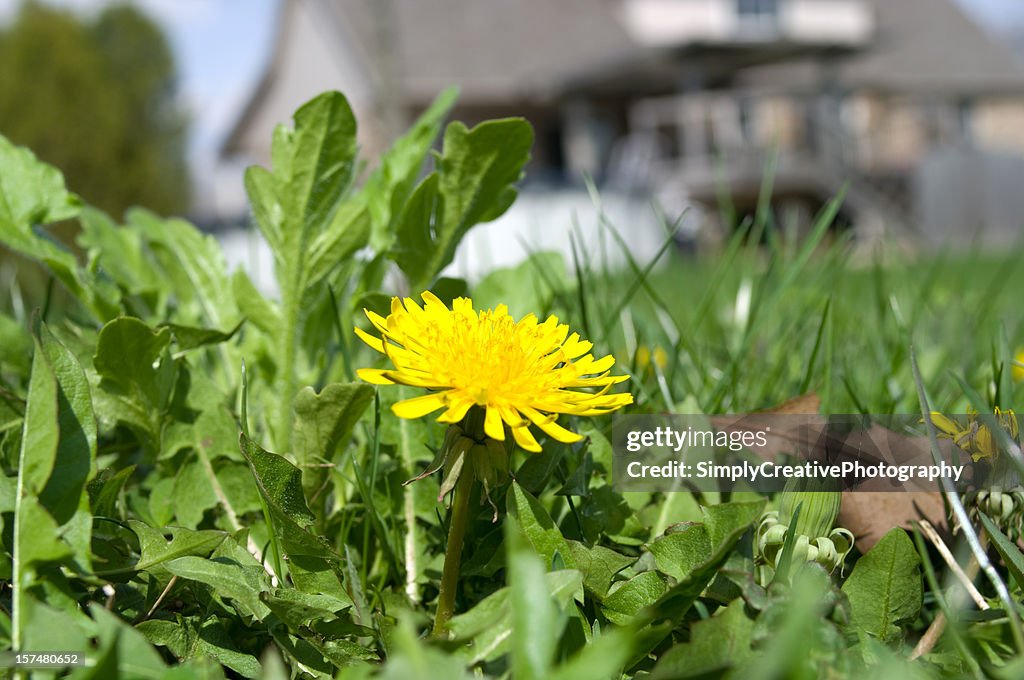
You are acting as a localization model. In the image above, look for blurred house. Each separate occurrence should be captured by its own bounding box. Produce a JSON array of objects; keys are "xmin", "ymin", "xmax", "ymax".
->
[
  {"xmin": 625, "ymin": 0, "xmax": 1024, "ymax": 243},
  {"xmin": 218, "ymin": 0, "xmax": 1024, "ymax": 256}
]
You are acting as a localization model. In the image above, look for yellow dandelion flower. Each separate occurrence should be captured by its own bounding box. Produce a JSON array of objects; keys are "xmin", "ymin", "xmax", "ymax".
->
[
  {"xmin": 930, "ymin": 408, "xmax": 1019, "ymax": 462},
  {"xmin": 975, "ymin": 423, "xmax": 997, "ymax": 462},
  {"xmin": 929, "ymin": 412, "xmax": 966, "ymax": 440},
  {"xmin": 355, "ymin": 291, "xmax": 633, "ymax": 452},
  {"xmin": 998, "ymin": 406, "xmax": 1020, "ymax": 440}
]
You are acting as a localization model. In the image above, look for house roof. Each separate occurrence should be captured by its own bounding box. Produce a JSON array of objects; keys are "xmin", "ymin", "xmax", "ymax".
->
[
  {"xmin": 738, "ymin": 0, "xmax": 1024, "ymax": 95},
  {"xmin": 222, "ymin": 0, "xmax": 640, "ymax": 158},
  {"xmin": 327, "ymin": 0, "xmax": 639, "ymax": 104},
  {"xmin": 845, "ymin": 0, "xmax": 1024, "ymax": 94},
  {"xmin": 223, "ymin": 0, "xmax": 1024, "ymax": 160}
]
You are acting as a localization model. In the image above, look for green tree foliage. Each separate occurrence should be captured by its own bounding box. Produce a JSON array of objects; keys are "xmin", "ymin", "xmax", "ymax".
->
[{"xmin": 0, "ymin": 1, "xmax": 189, "ymax": 217}]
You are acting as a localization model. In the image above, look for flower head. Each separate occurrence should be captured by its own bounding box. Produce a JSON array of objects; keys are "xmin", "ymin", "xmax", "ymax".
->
[
  {"xmin": 930, "ymin": 407, "xmax": 1018, "ymax": 462},
  {"xmin": 355, "ymin": 291, "xmax": 632, "ymax": 452}
]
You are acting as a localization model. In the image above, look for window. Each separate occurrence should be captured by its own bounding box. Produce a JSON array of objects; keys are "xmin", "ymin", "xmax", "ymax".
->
[
  {"xmin": 737, "ymin": 0, "xmax": 780, "ymax": 31},
  {"xmin": 737, "ymin": 0, "xmax": 779, "ymax": 17}
]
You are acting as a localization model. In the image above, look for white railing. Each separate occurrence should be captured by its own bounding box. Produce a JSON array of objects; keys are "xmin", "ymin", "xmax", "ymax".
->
[{"xmin": 616, "ymin": 91, "xmax": 913, "ymax": 228}]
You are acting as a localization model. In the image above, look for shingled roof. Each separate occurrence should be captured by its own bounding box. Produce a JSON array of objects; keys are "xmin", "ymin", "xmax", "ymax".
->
[
  {"xmin": 842, "ymin": 0, "xmax": 1024, "ymax": 94},
  {"xmin": 222, "ymin": 0, "xmax": 641, "ymax": 157},
  {"xmin": 739, "ymin": 0, "xmax": 1024, "ymax": 94},
  {"xmin": 327, "ymin": 0, "xmax": 639, "ymax": 104}
]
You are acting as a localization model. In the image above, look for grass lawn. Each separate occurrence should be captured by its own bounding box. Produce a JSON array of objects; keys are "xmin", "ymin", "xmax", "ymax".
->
[{"xmin": 2, "ymin": 90, "xmax": 1024, "ymax": 679}]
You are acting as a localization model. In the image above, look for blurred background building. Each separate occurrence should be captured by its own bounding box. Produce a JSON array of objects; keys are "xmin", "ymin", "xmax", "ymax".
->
[
  {"xmin": 5, "ymin": 0, "xmax": 1024, "ymax": 282},
  {"xmin": 213, "ymin": 0, "xmax": 1024, "ymax": 266}
]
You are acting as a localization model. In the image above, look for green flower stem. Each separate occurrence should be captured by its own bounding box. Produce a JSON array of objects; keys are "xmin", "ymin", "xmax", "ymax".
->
[{"xmin": 433, "ymin": 467, "xmax": 475, "ymax": 636}]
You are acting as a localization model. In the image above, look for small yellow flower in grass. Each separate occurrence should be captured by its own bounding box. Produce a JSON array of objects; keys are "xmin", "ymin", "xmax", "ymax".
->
[
  {"xmin": 636, "ymin": 345, "xmax": 668, "ymax": 374},
  {"xmin": 355, "ymin": 291, "xmax": 633, "ymax": 452},
  {"xmin": 930, "ymin": 407, "xmax": 1018, "ymax": 462},
  {"xmin": 1014, "ymin": 348, "xmax": 1024, "ymax": 382}
]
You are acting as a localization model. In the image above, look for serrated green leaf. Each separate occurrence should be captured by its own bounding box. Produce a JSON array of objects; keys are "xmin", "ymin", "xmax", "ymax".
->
[
  {"xmin": 136, "ymin": 619, "xmax": 188, "ymax": 650},
  {"xmin": 601, "ymin": 571, "xmax": 667, "ymax": 625},
  {"xmin": 130, "ymin": 209, "xmax": 240, "ymax": 331},
  {"xmin": 172, "ymin": 459, "xmax": 218, "ymax": 529},
  {"xmin": 78, "ymin": 206, "xmax": 161, "ymax": 296},
  {"xmin": 94, "ymin": 319, "xmax": 171, "ymax": 388},
  {"xmin": 231, "ymin": 269, "xmax": 280, "ymax": 334},
  {"xmin": 162, "ymin": 321, "xmax": 243, "ymax": 352},
  {"xmin": 391, "ymin": 117, "xmax": 533, "ymax": 289},
  {"xmin": 651, "ymin": 599, "xmax": 754, "ymax": 679},
  {"xmin": 0, "ymin": 135, "xmax": 111, "ymax": 317},
  {"xmin": 305, "ymin": 201, "xmax": 370, "ymax": 289},
  {"xmin": 841, "ymin": 527, "xmax": 922, "ymax": 641},
  {"xmin": 238, "ymin": 433, "xmax": 339, "ymax": 560},
  {"xmin": 122, "ymin": 520, "xmax": 227, "ymax": 574},
  {"xmin": 93, "ymin": 317, "xmax": 174, "ymax": 439},
  {"xmin": 164, "ymin": 555, "xmax": 271, "ymax": 620},
  {"xmin": 638, "ymin": 499, "xmax": 764, "ymax": 628},
  {"xmin": 140, "ymin": 617, "xmax": 261, "ymax": 678},
  {"xmin": 261, "ymin": 588, "xmax": 353, "ymax": 632},
  {"xmin": 0, "ymin": 134, "xmax": 79, "ymax": 226},
  {"xmin": 196, "ymin": 619, "xmax": 262, "ymax": 678},
  {"xmin": 239, "ymin": 433, "xmax": 314, "ymax": 527},
  {"xmin": 38, "ymin": 322, "xmax": 97, "ymax": 525},
  {"xmin": 293, "ymin": 382, "xmax": 372, "ymax": 468},
  {"xmin": 506, "ymin": 481, "xmax": 578, "ymax": 571},
  {"xmin": 266, "ymin": 627, "xmax": 336, "ymax": 678},
  {"xmin": 19, "ymin": 332, "xmax": 60, "ymax": 496},
  {"xmin": 243, "ymin": 91, "xmax": 363, "ymax": 452},
  {"xmin": 246, "ymin": 91, "xmax": 358, "ymax": 262},
  {"xmin": 646, "ymin": 492, "xmax": 704, "ymax": 538},
  {"xmin": 10, "ymin": 321, "xmax": 95, "ymax": 581},
  {"xmin": 565, "ymin": 540, "xmax": 635, "ymax": 599},
  {"xmin": 17, "ymin": 496, "xmax": 72, "ymax": 568},
  {"xmin": 365, "ymin": 86, "xmax": 457, "ymax": 251},
  {"xmin": 648, "ymin": 523, "xmax": 712, "ymax": 582},
  {"xmin": 702, "ymin": 500, "xmax": 766, "ymax": 550},
  {"xmin": 313, "ymin": 637, "xmax": 378, "ymax": 669}
]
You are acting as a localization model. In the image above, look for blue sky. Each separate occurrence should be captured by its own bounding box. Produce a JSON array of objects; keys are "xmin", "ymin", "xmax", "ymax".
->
[
  {"xmin": 147, "ymin": 0, "xmax": 279, "ymax": 162},
  {"xmin": 963, "ymin": 0, "xmax": 1024, "ymax": 24},
  {"xmin": 2, "ymin": 0, "xmax": 1024, "ymax": 164}
]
